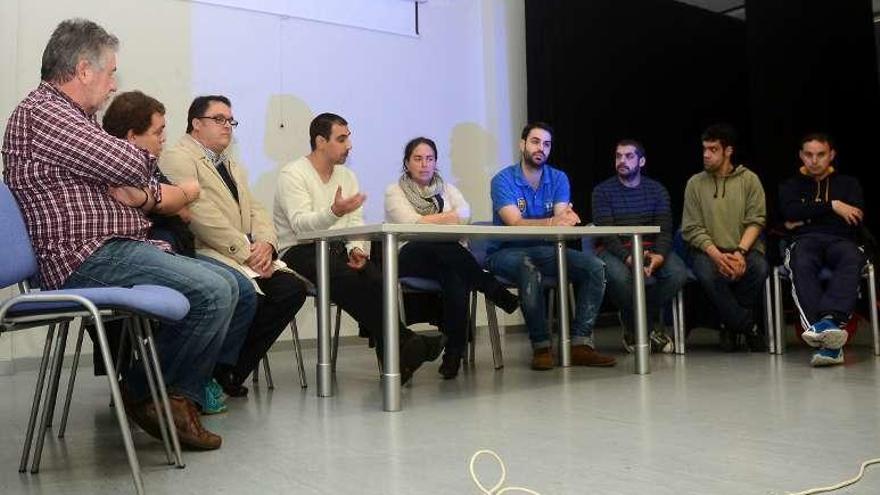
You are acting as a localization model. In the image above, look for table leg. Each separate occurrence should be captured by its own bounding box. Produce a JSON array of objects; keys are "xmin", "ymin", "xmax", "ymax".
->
[
  {"xmin": 556, "ymin": 241, "xmax": 571, "ymax": 366},
  {"xmin": 631, "ymin": 234, "xmax": 650, "ymax": 374},
  {"xmin": 316, "ymin": 240, "xmax": 333, "ymax": 397},
  {"xmin": 382, "ymin": 232, "xmax": 401, "ymax": 412}
]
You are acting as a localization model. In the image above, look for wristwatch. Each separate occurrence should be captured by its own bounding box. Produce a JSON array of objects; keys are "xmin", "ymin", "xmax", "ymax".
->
[{"xmin": 734, "ymin": 247, "xmax": 748, "ymax": 256}]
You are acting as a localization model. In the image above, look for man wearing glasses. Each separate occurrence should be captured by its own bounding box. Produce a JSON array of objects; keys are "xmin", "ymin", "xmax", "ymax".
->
[{"xmin": 159, "ymin": 95, "xmax": 307, "ymax": 396}]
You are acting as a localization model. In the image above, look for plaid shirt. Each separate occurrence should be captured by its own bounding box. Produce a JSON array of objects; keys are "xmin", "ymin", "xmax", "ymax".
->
[{"xmin": 2, "ymin": 82, "xmax": 167, "ymax": 289}]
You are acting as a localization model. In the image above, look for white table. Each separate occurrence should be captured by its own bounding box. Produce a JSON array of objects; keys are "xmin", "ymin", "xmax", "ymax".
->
[{"xmin": 296, "ymin": 223, "xmax": 660, "ymax": 412}]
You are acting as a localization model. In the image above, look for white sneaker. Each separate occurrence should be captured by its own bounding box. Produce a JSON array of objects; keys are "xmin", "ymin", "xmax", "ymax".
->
[
  {"xmin": 650, "ymin": 330, "xmax": 675, "ymax": 354},
  {"xmin": 811, "ymin": 347, "xmax": 844, "ymax": 367}
]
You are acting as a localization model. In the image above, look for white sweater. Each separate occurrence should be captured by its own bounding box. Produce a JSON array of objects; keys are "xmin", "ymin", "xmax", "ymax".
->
[
  {"xmin": 384, "ymin": 181, "xmax": 471, "ymax": 224},
  {"xmin": 274, "ymin": 156, "xmax": 367, "ymax": 256}
]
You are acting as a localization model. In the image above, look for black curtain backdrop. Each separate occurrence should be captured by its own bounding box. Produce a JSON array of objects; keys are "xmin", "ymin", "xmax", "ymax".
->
[
  {"xmin": 747, "ymin": 0, "xmax": 880, "ymax": 235},
  {"xmin": 525, "ymin": 0, "xmax": 750, "ymax": 223},
  {"xmin": 525, "ymin": 0, "xmax": 880, "ymax": 238}
]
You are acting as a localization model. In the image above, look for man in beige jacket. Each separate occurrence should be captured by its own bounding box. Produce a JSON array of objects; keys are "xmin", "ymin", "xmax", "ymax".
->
[{"xmin": 160, "ymin": 95, "xmax": 306, "ymax": 396}]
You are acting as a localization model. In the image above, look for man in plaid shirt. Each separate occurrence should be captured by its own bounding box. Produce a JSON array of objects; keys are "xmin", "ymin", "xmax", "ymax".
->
[{"xmin": 2, "ymin": 19, "xmax": 236, "ymax": 450}]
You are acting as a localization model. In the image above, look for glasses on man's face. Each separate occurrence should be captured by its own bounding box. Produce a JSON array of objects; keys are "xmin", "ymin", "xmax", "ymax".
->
[{"xmin": 198, "ymin": 115, "xmax": 239, "ymax": 128}]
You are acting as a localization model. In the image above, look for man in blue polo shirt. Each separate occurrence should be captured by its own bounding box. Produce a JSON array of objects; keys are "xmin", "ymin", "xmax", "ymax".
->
[{"xmin": 486, "ymin": 122, "xmax": 615, "ymax": 370}]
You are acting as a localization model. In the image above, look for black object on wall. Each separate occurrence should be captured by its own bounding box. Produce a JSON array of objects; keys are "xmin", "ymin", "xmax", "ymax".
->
[
  {"xmin": 747, "ymin": 0, "xmax": 880, "ymax": 236},
  {"xmin": 525, "ymin": 0, "xmax": 750, "ymax": 222}
]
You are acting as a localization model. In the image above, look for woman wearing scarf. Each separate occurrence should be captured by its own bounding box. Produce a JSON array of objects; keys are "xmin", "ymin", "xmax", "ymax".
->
[{"xmin": 384, "ymin": 137, "xmax": 519, "ymax": 379}]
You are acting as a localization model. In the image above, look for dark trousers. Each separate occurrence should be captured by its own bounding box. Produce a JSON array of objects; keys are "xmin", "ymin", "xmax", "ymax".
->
[
  {"xmin": 691, "ymin": 250, "xmax": 768, "ymax": 334},
  {"xmin": 399, "ymin": 242, "xmax": 502, "ymax": 353},
  {"xmin": 197, "ymin": 256, "xmax": 306, "ymax": 378},
  {"xmin": 786, "ymin": 233, "xmax": 865, "ymax": 325},
  {"xmin": 281, "ymin": 243, "xmax": 414, "ymax": 354},
  {"xmin": 241, "ymin": 272, "xmax": 306, "ymax": 378}
]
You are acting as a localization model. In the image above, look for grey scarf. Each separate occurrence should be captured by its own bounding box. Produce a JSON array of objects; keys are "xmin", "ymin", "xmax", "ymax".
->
[{"xmin": 398, "ymin": 172, "xmax": 445, "ymax": 215}]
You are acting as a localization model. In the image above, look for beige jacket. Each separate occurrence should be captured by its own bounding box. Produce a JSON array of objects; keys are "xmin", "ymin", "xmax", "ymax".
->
[{"xmin": 159, "ymin": 134, "xmax": 277, "ymax": 276}]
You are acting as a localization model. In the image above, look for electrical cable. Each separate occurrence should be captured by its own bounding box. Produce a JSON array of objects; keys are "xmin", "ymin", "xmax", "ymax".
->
[
  {"xmin": 787, "ymin": 457, "xmax": 880, "ymax": 495},
  {"xmin": 469, "ymin": 450, "xmax": 541, "ymax": 495}
]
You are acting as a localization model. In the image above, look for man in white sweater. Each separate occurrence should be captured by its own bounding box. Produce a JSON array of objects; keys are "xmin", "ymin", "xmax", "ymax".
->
[{"xmin": 274, "ymin": 113, "xmax": 443, "ymax": 384}]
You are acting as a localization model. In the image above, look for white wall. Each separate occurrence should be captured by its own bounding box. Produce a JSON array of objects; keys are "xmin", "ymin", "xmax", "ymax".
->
[{"xmin": 0, "ymin": 0, "xmax": 527, "ymax": 371}]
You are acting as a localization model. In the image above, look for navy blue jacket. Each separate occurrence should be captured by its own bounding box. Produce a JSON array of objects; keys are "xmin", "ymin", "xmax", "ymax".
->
[{"xmin": 778, "ymin": 167, "xmax": 864, "ymax": 240}]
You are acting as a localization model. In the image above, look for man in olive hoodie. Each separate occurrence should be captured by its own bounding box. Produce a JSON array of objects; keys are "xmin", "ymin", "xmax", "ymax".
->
[
  {"xmin": 682, "ymin": 124, "xmax": 768, "ymax": 351},
  {"xmin": 779, "ymin": 133, "xmax": 865, "ymax": 367}
]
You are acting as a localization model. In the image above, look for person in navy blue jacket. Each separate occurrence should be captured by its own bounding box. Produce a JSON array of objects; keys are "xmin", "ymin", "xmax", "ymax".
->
[{"xmin": 779, "ymin": 133, "xmax": 865, "ymax": 367}]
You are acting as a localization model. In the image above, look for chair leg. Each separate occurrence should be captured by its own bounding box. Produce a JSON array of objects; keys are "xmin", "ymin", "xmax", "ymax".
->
[
  {"xmin": 130, "ymin": 319, "xmax": 175, "ymax": 466},
  {"xmin": 263, "ymin": 355, "xmax": 275, "ymax": 390},
  {"xmin": 142, "ymin": 319, "xmax": 185, "ymax": 468},
  {"xmin": 772, "ymin": 267, "xmax": 785, "ymax": 354},
  {"xmin": 58, "ymin": 323, "xmax": 86, "ymax": 438},
  {"xmin": 109, "ymin": 327, "xmax": 129, "ymax": 409},
  {"xmin": 290, "ymin": 320, "xmax": 307, "ymax": 388},
  {"xmin": 465, "ymin": 291, "xmax": 477, "ymax": 365},
  {"xmin": 671, "ymin": 292, "xmax": 682, "ymax": 354},
  {"xmin": 19, "ymin": 324, "xmax": 57, "ymax": 473},
  {"xmin": 30, "ymin": 320, "xmax": 70, "ymax": 473},
  {"xmin": 331, "ymin": 305, "xmax": 342, "ymax": 373},
  {"xmin": 44, "ymin": 323, "xmax": 70, "ymax": 428},
  {"xmin": 485, "ymin": 299, "xmax": 504, "ymax": 369},
  {"xmin": 764, "ymin": 276, "xmax": 775, "ymax": 355},
  {"xmin": 397, "ymin": 284, "xmax": 407, "ymax": 325},
  {"xmin": 867, "ymin": 264, "xmax": 879, "ymax": 356},
  {"xmin": 91, "ymin": 311, "xmax": 145, "ymax": 494}
]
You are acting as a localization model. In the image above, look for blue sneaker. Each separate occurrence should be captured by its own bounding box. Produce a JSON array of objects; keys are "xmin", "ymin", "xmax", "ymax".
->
[
  {"xmin": 207, "ymin": 379, "xmax": 224, "ymax": 401},
  {"xmin": 802, "ymin": 318, "xmax": 847, "ymax": 349},
  {"xmin": 811, "ymin": 347, "xmax": 844, "ymax": 367},
  {"xmin": 202, "ymin": 380, "xmax": 227, "ymax": 415}
]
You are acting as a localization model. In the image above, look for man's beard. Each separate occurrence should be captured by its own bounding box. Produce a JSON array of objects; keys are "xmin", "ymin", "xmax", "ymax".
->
[{"xmin": 523, "ymin": 152, "xmax": 545, "ymax": 168}]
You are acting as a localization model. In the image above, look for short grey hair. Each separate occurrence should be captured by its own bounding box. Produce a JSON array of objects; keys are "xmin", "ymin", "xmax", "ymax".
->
[{"xmin": 40, "ymin": 19, "xmax": 119, "ymax": 84}]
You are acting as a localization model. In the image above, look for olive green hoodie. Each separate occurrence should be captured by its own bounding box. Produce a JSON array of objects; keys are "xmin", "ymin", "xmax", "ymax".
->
[{"xmin": 681, "ymin": 165, "xmax": 766, "ymax": 254}]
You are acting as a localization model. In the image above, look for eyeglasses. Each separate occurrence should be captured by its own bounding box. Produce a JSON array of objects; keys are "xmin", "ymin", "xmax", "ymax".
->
[{"xmin": 197, "ymin": 115, "xmax": 239, "ymax": 128}]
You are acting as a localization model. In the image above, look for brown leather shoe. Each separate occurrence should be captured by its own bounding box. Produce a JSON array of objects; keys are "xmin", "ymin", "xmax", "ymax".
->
[
  {"xmin": 165, "ymin": 394, "xmax": 222, "ymax": 450},
  {"xmin": 531, "ymin": 348, "xmax": 555, "ymax": 370},
  {"xmin": 125, "ymin": 399, "xmax": 163, "ymax": 442},
  {"xmin": 571, "ymin": 345, "xmax": 617, "ymax": 367}
]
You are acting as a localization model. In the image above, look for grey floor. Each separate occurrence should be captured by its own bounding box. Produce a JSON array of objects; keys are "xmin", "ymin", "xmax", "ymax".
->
[{"xmin": 2, "ymin": 328, "xmax": 880, "ymax": 495}]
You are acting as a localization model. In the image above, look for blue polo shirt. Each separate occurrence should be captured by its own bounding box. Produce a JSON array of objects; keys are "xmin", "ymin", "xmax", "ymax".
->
[{"xmin": 488, "ymin": 162, "xmax": 571, "ymax": 253}]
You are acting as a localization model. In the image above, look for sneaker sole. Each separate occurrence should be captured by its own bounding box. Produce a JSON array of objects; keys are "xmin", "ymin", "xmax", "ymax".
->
[
  {"xmin": 803, "ymin": 329, "xmax": 848, "ymax": 349},
  {"xmin": 811, "ymin": 354, "xmax": 844, "ymax": 367}
]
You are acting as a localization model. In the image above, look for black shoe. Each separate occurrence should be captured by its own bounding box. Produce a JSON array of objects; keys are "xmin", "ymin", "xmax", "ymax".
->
[
  {"xmin": 400, "ymin": 335, "xmax": 427, "ymax": 386},
  {"xmin": 213, "ymin": 368, "xmax": 248, "ymax": 397},
  {"xmin": 744, "ymin": 325, "xmax": 767, "ymax": 352},
  {"xmin": 488, "ymin": 286, "xmax": 519, "ymax": 314},
  {"xmin": 423, "ymin": 333, "xmax": 445, "ymax": 362},
  {"xmin": 438, "ymin": 350, "xmax": 463, "ymax": 379},
  {"xmin": 399, "ymin": 333, "xmax": 446, "ymax": 385},
  {"xmin": 720, "ymin": 328, "xmax": 740, "ymax": 353}
]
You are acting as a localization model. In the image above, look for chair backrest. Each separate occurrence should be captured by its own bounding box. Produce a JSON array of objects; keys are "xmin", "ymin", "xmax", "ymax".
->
[
  {"xmin": 467, "ymin": 220, "xmax": 494, "ymax": 267},
  {"xmin": 0, "ymin": 183, "xmax": 39, "ymax": 287}
]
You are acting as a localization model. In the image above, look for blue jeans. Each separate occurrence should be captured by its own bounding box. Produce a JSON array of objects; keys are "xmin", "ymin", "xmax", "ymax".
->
[
  {"xmin": 599, "ymin": 251, "xmax": 688, "ymax": 336},
  {"xmin": 691, "ymin": 250, "xmax": 768, "ymax": 334},
  {"xmin": 487, "ymin": 246, "xmax": 606, "ymax": 349},
  {"xmin": 196, "ymin": 256, "xmax": 257, "ymax": 366},
  {"xmin": 63, "ymin": 240, "xmax": 236, "ymax": 407}
]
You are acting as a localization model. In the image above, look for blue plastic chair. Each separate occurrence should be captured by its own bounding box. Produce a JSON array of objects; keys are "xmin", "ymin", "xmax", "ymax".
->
[
  {"xmin": 0, "ymin": 183, "xmax": 190, "ymax": 494},
  {"xmin": 394, "ymin": 236, "xmax": 504, "ymax": 370}
]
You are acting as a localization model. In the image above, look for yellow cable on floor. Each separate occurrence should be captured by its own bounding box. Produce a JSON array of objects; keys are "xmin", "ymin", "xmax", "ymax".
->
[
  {"xmin": 788, "ymin": 458, "xmax": 880, "ymax": 495},
  {"xmin": 469, "ymin": 450, "xmax": 541, "ymax": 495}
]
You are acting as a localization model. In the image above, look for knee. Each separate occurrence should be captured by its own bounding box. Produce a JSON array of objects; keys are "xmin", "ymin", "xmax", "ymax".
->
[
  {"xmin": 569, "ymin": 253, "xmax": 605, "ymax": 281},
  {"xmin": 516, "ymin": 257, "xmax": 542, "ymax": 296},
  {"xmin": 196, "ymin": 272, "xmax": 235, "ymax": 316}
]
